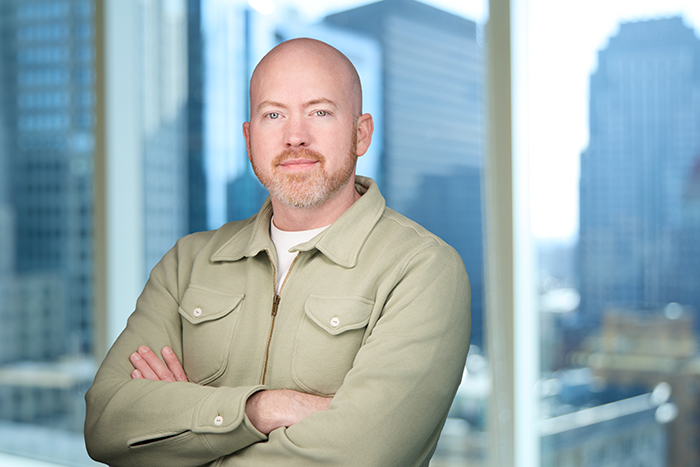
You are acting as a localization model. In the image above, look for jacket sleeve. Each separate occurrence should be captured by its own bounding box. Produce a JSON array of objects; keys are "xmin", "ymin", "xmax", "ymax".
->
[
  {"xmin": 84, "ymin": 241, "xmax": 268, "ymax": 467},
  {"xmin": 219, "ymin": 243, "xmax": 471, "ymax": 467}
]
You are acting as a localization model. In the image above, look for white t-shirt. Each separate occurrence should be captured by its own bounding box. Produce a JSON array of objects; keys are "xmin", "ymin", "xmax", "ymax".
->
[{"xmin": 270, "ymin": 217, "xmax": 329, "ymax": 293}]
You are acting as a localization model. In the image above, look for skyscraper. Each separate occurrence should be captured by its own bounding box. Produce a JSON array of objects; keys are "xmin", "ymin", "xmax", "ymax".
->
[
  {"xmin": 0, "ymin": 1, "xmax": 189, "ymax": 456},
  {"xmin": 140, "ymin": 0, "xmax": 189, "ymax": 273},
  {"xmin": 326, "ymin": 0, "xmax": 485, "ymax": 346},
  {"xmin": 0, "ymin": 0, "xmax": 96, "ymax": 359},
  {"xmin": 0, "ymin": 67, "xmax": 16, "ymax": 365},
  {"xmin": 186, "ymin": 0, "xmax": 207, "ymax": 234},
  {"xmin": 201, "ymin": 0, "xmax": 248, "ymax": 229},
  {"xmin": 579, "ymin": 17, "xmax": 700, "ymax": 329},
  {"xmin": 0, "ymin": 1, "xmax": 98, "ymax": 454}
]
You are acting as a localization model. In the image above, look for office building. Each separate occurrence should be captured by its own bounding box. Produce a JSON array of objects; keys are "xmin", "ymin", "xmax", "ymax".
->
[
  {"xmin": 227, "ymin": 169, "xmax": 268, "ymax": 222},
  {"xmin": 0, "ymin": 110, "xmax": 15, "ymax": 365},
  {"xmin": 186, "ymin": 0, "xmax": 207, "ymax": 233},
  {"xmin": 200, "ymin": 0, "xmax": 248, "ymax": 229},
  {"xmin": 0, "ymin": 0, "xmax": 98, "ymax": 449},
  {"xmin": 0, "ymin": 0, "xmax": 188, "ymax": 446},
  {"xmin": 326, "ymin": 0, "xmax": 485, "ymax": 347},
  {"xmin": 579, "ymin": 17, "xmax": 700, "ymax": 330},
  {"xmin": 141, "ymin": 0, "xmax": 189, "ymax": 273},
  {"xmin": 0, "ymin": 0, "xmax": 96, "ymax": 359}
]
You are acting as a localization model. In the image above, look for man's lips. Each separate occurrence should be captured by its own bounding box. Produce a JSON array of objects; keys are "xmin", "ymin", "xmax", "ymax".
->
[{"xmin": 277, "ymin": 158, "xmax": 320, "ymax": 171}]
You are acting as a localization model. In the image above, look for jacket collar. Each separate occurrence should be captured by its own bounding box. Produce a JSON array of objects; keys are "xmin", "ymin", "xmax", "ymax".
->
[{"xmin": 210, "ymin": 176, "xmax": 385, "ymax": 269}]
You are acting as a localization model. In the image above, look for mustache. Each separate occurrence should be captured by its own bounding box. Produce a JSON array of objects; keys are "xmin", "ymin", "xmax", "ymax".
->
[{"xmin": 273, "ymin": 148, "xmax": 325, "ymax": 166}]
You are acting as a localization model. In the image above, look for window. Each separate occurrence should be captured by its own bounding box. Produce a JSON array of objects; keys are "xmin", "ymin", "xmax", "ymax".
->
[
  {"xmin": 521, "ymin": 1, "xmax": 700, "ymax": 467},
  {"xmin": 6, "ymin": 1, "xmax": 697, "ymax": 466}
]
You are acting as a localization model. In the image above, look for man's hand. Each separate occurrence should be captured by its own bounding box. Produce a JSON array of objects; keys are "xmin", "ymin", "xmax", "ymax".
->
[
  {"xmin": 245, "ymin": 389, "xmax": 331, "ymax": 435},
  {"xmin": 129, "ymin": 346, "xmax": 189, "ymax": 382}
]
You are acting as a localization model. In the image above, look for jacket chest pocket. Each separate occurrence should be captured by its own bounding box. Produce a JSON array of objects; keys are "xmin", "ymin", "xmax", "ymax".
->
[
  {"xmin": 292, "ymin": 295, "xmax": 374, "ymax": 396},
  {"xmin": 178, "ymin": 286, "xmax": 245, "ymax": 385}
]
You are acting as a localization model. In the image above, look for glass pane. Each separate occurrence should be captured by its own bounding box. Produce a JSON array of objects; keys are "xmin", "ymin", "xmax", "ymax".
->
[
  {"xmin": 0, "ymin": 0, "xmax": 99, "ymax": 465},
  {"xmin": 523, "ymin": 1, "xmax": 700, "ymax": 466}
]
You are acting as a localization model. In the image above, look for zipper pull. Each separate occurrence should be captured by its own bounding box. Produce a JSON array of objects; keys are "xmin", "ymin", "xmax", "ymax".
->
[{"xmin": 271, "ymin": 294, "xmax": 281, "ymax": 317}]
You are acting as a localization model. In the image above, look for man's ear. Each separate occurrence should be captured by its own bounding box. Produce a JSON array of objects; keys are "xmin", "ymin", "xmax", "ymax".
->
[
  {"xmin": 243, "ymin": 121, "xmax": 252, "ymax": 162},
  {"xmin": 355, "ymin": 113, "xmax": 374, "ymax": 157}
]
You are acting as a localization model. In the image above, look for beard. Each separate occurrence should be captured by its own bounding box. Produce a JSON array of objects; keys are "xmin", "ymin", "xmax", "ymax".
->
[{"xmin": 251, "ymin": 132, "xmax": 358, "ymax": 209}]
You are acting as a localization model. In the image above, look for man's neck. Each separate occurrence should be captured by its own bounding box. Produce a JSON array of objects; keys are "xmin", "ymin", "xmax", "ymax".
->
[{"xmin": 270, "ymin": 178, "xmax": 361, "ymax": 232}]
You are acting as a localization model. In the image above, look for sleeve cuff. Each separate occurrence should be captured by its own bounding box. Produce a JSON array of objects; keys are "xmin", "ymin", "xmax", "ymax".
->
[{"xmin": 193, "ymin": 385, "xmax": 268, "ymax": 456}]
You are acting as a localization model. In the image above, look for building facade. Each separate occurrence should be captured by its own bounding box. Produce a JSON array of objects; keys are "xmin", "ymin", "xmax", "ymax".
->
[
  {"xmin": 0, "ymin": 3, "xmax": 188, "ymax": 461},
  {"xmin": 326, "ymin": 0, "xmax": 486, "ymax": 347},
  {"xmin": 0, "ymin": 0, "xmax": 96, "ymax": 361},
  {"xmin": 579, "ymin": 17, "xmax": 700, "ymax": 329}
]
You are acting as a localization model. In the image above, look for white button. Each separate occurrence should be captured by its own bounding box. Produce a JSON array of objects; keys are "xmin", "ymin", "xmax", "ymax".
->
[
  {"xmin": 214, "ymin": 415, "xmax": 224, "ymax": 426},
  {"xmin": 193, "ymin": 307, "xmax": 202, "ymax": 317},
  {"xmin": 330, "ymin": 317, "xmax": 340, "ymax": 328}
]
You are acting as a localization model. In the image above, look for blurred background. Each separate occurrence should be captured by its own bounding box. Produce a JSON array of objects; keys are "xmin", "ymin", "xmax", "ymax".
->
[{"xmin": 0, "ymin": 0, "xmax": 699, "ymax": 465}]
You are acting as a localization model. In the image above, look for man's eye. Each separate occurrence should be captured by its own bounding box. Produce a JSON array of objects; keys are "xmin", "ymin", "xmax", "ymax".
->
[
  {"xmin": 315, "ymin": 110, "xmax": 328, "ymax": 117},
  {"xmin": 267, "ymin": 112, "xmax": 280, "ymax": 120}
]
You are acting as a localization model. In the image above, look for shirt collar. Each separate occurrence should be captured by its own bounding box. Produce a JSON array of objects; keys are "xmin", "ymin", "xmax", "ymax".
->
[{"xmin": 210, "ymin": 176, "xmax": 385, "ymax": 268}]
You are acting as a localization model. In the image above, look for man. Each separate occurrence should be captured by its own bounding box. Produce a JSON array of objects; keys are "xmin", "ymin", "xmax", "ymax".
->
[{"xmin": 85, "ymin": 38, "xmax": 470, "ymax": 467}]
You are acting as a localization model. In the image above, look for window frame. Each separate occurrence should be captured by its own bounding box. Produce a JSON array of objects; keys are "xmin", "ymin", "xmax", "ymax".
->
[{"xmin": 484, "ymin": 1, "xmax": 539, "ymax": 466}]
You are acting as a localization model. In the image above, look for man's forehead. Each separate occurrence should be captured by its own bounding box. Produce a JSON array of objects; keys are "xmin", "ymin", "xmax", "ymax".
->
[
  {"xmin": 249, "ymin": 38, "xmax": 362, "ymax": 116},
  {"xmin": 257, "ymin": 38, "xmax": 346, "ymax": 69},
  {"xmin": 250, "ymin": 61, "xmax": 352, "ymax": 110},
  {"xmin": 253, "ymin": 49, "xmax": 349, "ymax": 87}
]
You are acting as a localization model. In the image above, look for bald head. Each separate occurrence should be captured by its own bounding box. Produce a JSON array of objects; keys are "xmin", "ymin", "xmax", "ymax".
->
[{"xmin": 250, "ymin": 38, "xmax": 363, "ymax": 117}]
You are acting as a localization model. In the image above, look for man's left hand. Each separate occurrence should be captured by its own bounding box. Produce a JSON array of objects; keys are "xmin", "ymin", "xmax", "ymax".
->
[{"xmin": 129, "ymin": 346, "xmax": 189, "ymax": 382}]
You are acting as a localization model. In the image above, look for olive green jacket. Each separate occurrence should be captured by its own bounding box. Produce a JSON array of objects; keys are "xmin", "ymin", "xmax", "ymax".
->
[{"xmin": 85, "ymin": 176, "xmax": 471, "ymax": 467}]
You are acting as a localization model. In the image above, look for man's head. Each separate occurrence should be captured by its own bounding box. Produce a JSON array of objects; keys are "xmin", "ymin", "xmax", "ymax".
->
[{"xmin": 243, "ymin": 38, "xmax": 373, "ymax": 210}]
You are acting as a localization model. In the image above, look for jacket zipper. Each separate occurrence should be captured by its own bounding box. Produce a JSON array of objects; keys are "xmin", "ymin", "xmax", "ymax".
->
[
  {"xmin": 260, "ymin": 294, "xmax": 280, "ymax": 385},
  {"xmin": 260, "ymin": 251, "xmax": 300, "ymax": 385}
]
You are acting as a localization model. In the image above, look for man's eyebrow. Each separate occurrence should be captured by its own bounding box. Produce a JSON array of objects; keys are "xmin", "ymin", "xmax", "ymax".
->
[
  {"xmin": 304, "ymin": 98, "xmax": 338, "ymax": 108},
  {"xmin": 256, "ymin": 98, "xmax": 339, "ymax": 114},
  {"xmin": 256, "ymin": 100, "xmax": 287, "ymax": 113}
]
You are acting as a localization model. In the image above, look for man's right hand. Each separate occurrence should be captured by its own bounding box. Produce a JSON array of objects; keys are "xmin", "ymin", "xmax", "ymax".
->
[{"xmin": 245, "ymin": 389, "xmax": 332, "ymax": 434}]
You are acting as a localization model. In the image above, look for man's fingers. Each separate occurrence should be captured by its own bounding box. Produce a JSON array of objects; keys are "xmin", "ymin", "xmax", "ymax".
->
[
  {"xmin": 162, "ymin": 347, "xmax": 189, "ymax": 382},
  {"xmin": 130, "ymin": 346, "xmax": 177, "ymax": 382},
  {"xmin": 128, "ymin": 346, "xmax": 188, "ymax": 382},
  {"xmin": 129, "ymin": 350, "xmax": 159, "ymax": 380}
]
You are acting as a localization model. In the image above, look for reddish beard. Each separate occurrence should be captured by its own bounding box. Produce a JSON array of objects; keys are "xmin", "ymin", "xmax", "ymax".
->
[{"xmin": 251, "ymin": 136, "xmax": 358, "ymax": 209}]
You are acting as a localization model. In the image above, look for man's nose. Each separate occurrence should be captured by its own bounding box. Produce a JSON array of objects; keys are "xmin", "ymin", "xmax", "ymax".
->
[{"xmin": 285, "ymin": 118, "xmax": 310, "ymax": 147}]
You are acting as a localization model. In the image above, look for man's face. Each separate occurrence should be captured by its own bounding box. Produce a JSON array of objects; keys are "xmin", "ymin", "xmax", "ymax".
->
[{"xmin": 243, "ymin": 44, "xmax": 368, "ymax": 209}]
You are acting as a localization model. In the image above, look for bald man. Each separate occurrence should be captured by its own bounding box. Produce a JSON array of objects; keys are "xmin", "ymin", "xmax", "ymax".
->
[{"xmin": 85, "ymin": 38, "xmax": 471, "ymax": 467}]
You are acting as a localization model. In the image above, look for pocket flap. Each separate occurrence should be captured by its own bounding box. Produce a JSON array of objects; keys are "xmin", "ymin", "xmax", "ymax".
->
[
  {"xmin": 178, "ymin": 286, "xmax": 244, "ymax": 324},
  {"xmin": 304, "ymin": 295, "xmax": 374, "ymax": 335}
]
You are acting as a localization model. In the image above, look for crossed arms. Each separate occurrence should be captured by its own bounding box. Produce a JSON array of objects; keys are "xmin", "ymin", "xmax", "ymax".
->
[{"xmin": 129, "ymin": 345, "xmax": 330, "ymax": 435}]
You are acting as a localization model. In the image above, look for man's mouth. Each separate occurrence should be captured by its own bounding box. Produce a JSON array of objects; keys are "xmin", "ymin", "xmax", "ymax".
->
[
  {"xmin": 279, "ymin": 158, "xmax": 318, "ymax": 166},
  {"xmin": 277, "ymin": 158, "xmax": 320, "ymax": 172},
  {"xmin": 274, "ymin": 149, "xmax": 325, "ymax": 171}
]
